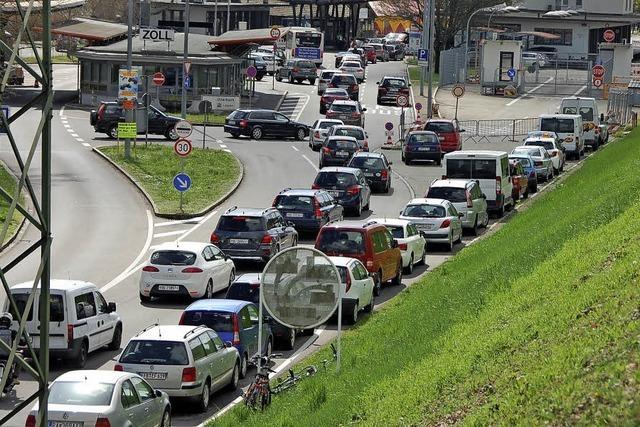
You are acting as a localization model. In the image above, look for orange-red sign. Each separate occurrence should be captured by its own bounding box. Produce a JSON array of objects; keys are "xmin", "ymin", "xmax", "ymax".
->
[{"xmin": 122, "ymin": 100, "xmax": 136, "ymax": 110}]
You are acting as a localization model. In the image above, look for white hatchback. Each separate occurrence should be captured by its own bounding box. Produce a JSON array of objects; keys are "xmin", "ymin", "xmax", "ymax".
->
[
  {"xmin": 338, "ymin": 60, "xmax": 365, "ymax": 82},
  {"xmin": 523, "ymin": 137, "xmax": 565, "ymax": 173},
  {"xmin": 329, "ymin": 256, "xmax": 375, "ymax": 325},
  {"xmin": 310, "ymin": 118, "xmax": 344, "ymax": 151},
  {"xmin": 373, "ymin": 218, "xmax": 427, "ymax": 274},
  {"xmin": 139, "ymin": 241, "xmax": 235, "ymax": 302},
  {"xmin": 511, "ymin": 145, "xmax": 554, "ymax": 181},
  {"xmin": 399, "ymin": 198, "xmax": 463, "ymax": 252}
]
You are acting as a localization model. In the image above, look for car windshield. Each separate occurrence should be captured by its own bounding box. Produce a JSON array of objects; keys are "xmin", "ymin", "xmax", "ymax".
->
[
  {"xmin": 48, "ymin": 382, "xmax": 114, "ymax": 406},
  {"xmin": 407, "ymin": 133, "xmax": 438, "ymax": 145},
  {"xmin": 226, "ymin": 283, "xmax": 259, "ymax": 304},
  {"xmin": 274, "ymin": 195, "xmax": 314, "ymax": 211},
  {"xmin": 321, "ymin": 71, "xmax": 336, "ymax": 79},
  {"xmin": 327, "ymin": 139, "xmax": 358, "ymax": 150},
  {"xmin": 329, "ymin": 104, "xmax": 356, "ymax": 113},
  {"xmin": 425, "ymin": 122, "xmax": 455, "ymax": 133},
  {"xmin": 562, "ymin": 106, "xmax": 594, "ymax": 121},
  {"xmin": 120, "ymin": 340, "xmax": 189, "ymax": 365},
  {"xmin": 386, "ymin": 225, "xmax": 404, "ymax": 239},
  {"xmin": 349, "ymin": 157, "xmax": 384, "ymax": 170},
  {"xmin": 402, "ymin": 204, "xmax": 446, "ymax": 218},
  {"xmin": 540, "ymin": 118, "xmax": 575, "ymax": 133},
  {"xmin": 333, "ymin": 128, "xmax": 364, "ymax": 139},
  {"xmin": 316, "ymin": 230, "xmax": 365, "ymax": 254},
  {"xmin": 426, "ymin": 187, "xmax": 466, "ymax": 203},
  {"xmin": 325, "ymin": 89, "xmax": 349, "ymax": 97},
  {"xmin": 181, "ymin": 310, "xmax": 234, "ymax": 333},
  {"xmin": 382, "ymin": 79, "xmax": 406, "ymax": 88},
  {"xmin": 150, "ymin": 250, "xmax": 196, "ymax": 266},
  {"xmin": 314, "ymin": 172, "xmax": 357, "ymax": 189},
  {"xmin": 512, "ymin": 147, "xmax": 540, "ymax": 157},
  {"xmin": 217, "ymin": 216, "xmax": 265, "ymax": 232},
  {"xmin": 525, "ymin": 140, "xmax": 554, "ymax": 150}
]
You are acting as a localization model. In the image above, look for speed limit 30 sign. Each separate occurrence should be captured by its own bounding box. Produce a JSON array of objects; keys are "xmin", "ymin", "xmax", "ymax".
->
[{"xmin": 174, "ymin": 138, "xmax": 192, "ymax": 157}]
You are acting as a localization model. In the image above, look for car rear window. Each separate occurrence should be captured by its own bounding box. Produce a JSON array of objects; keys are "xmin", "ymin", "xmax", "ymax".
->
[
  {"xmin": 298, "ymin": 61, "xmax": 316, "ymax": 69},
  {"xmin": 382, "ymin": 79, "xmax": 406, "ymax": 88},
  {"xmin": 336, "ymin": 266, "xmax": 349, "ymax": 283},
  {"xmin": 331, "ymin": 75, "xmax": 356, "ymax": 85},
  {"xmin": 150, "ymin": 251, "xmax": 196, "ymax": 266},
  {"xmin": 228, "ymin": 110, "xmax": 248, "ymax": 119},
  {"xmin": 333, "ymin": 128, "xmax": 364, "ymax": 139},
  {"xmin": 425, "ymin": 122, "xmax": 455, "ymax": 133},
  {"xmin": 525, "ymin": 140, "xmax": 554, "ymax": 150},
  {"xmin": 181, "ymin": 310, "xmax": 234, "ymax": 333},
  {"xmin": 49, "ymin": 381, "xmax": 114, "ymax": 406},
  {"xmin": 402, "ymin": 204, "xmax": 446, "ymax": 218},
  {"xmin": 274, "ymin": 195, "xmax": 315, "ymax": 211},
  {"xmin": 226, "ymin": 282, "xmax": 259, "ymax": 304},
  {"xmin": 407, "ymin": 133, "xmax": 438, "ymax": 145},
  {"xmin": 512, "ymin": 147, "xmax": 540, "ymax": 157},
  {"xmin": 314, "ymin": 172, "xmax": 357, "ymax": 189},
  {"xmin": 217, "ymin": 216, "xmax": 265, "ymax": 232},
  {"xmin": 540, "ymin": 118, "xmax": 575, "ymax": 133},
  {"xmin": 349, "ymin": 157, "xmax": 384, "ymax": 170},
  {"xmin": 386, "ymin": 225, "xmax": 404, "ymax": 239},
  {"xmin": 316, "ymin": 229, "xmax": 365, "ymax": 254},
  {"xmin": 120, "ymin": 340, "xmax": 189, "ymax": 365},
  {"xmin": 512, "ymin": 157, "xmax": 532, "ymax": 167},
  {"xmin": 446, "ymin": 159, "xmax": 497, "ymax": 180},
  {"xmin": 327, "ymin": 139, "xmax": 358, "ymax": 150},
  {"xmin": 329, "ymin": 104, "xmax": 356, "ymax": 113},
  {"xmin": 319, "ymin": 121, "xmax": 341, "ymax": 130},
  {"xmin": 426, "ymin": 187, "xmax": 467, "ymax": 203},
  {"xmin": 325, "ymin": 88, "xmax": 349, "ymax": 97},
  {"xmin": 321, "ymin": 71, "xmax": 336, "ymax": 79},
  {"xmin": 342, "ymin": 62, "xmax": 361, "ymax": 68}
]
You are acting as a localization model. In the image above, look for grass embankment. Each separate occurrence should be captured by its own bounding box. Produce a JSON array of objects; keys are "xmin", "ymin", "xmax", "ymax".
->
[
  {"xmin": 213, "ymin": 130, "xmax": 640, "ymax": 425},
  {"xmin": 23, "ymin": 55, "xmax": 77, "ymax": 64},
  {"xmin": 100, "ymin": 145, "xmax": 240, "ymax": 215},
  {"xmin": 0, "ymin": 165, "xmax": 24, "ymax": 245},
  {"xmin": 166, "ymin": 112, "xmax": 227, "ymax": 126},
  {"xmin": 408, "ymin": 65, "xmax": 439, "ymax": 88}
]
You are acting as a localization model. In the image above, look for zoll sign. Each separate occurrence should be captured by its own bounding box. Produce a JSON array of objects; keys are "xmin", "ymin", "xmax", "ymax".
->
[{"xmin": 140, "ymin": 28, "xmax": 175, "ymax": 42}]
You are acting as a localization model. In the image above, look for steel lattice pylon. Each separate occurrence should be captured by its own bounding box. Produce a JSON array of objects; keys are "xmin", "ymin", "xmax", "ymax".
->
[{"xmin": 0, "ymin": 0, "xmax": 52, "ymax": 423}]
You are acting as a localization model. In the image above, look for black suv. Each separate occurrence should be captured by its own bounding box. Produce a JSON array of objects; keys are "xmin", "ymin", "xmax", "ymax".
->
[
  {"xmin": 224, "ymin": 109, "xmax": 309, "ymax": 140},
  {"xmin": 210, "ymin": 206, "xmax": 298, "ymax": 263},
  {"xmin": 319, "ymin": 136, "xmax": 360, "ymax": 168},
  {"xmin": 90, "ymin": 102, "xmax": 181, "ymax": 139},
  {"xmin": 272, "ymin": 188, "xmax": 344, "ymax": 233},
  {"xmin": 312, "ymin": 167, "xmax": 371, "ymax": 216},
  {"xmin": 347, "ymin": 152, "xmax": 392, "ymax": 193}
]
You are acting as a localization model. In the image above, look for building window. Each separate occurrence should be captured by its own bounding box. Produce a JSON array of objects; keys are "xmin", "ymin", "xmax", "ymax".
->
[
  {"xmin": 534, "ymin": 28, "xmax": 573, "ymax": 46},
  {"xmin": 576, "ymin": 0, "xmax": 582, "ymax": 7},
  {"xmin": 562, "ymin": 0, "xmax": 568, "ymax": 7}
]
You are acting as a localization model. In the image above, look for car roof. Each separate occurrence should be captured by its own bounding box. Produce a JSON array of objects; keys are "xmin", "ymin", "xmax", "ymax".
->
[
  {"xmin": 278, "ymin": 188, "xmax": 324, "ymax": 196},
  {"xmin": 425, "ymin": 118, "xmax": 456, "ymax": 124},
  {"xmin": 56, "ymin": 370, "xmax": 133, "ymax": 384},
  {"xmin": 370, "ymin": 218, "xmax": 410, "ymax": 227},
  {"xmin": 332, "ymin": 73, "xmax": 357, "ymax": 78},
  {"xmin": 11, "ymin": 279, "xmax": 96, "ymax": 292},
  {"xmin": 382, "ymin": 76, "xmax": 406, "ymax": 80},
  {"xmin": 444, "ymin": 150, "xmax": 507, "ymax": 158},
  {"xmin": 184, "ymin": 299, "xmax": 251, "ymax": 313},
  {"xmin": 233, "ymin": 273, "xmax": 261, "ymax": 284},
  {"xmin": 152, "ymin": 241, "xmax": 208, "ymax": 253},
  {"xmin": 525, "ymin": 137, "xmax": 556, "ymax": 143},
  {"xmin": 561, "ymin": 96, "xmax": 596, "ymax": 102},
  {"xmin": 321, "ymin": 69, "xmax": 339, "ymax": 74},
  {"xmin": 407, "ymin": 130, "xmax": 438, "ymax": 136},
  {"xmin": 134, "ymin": 325, "xmax": 208, "ymax": 341},
  {"xmin": 539, "ymin": 113, "xmax": 581, "ymax": 119},
  {"xmin": 430, "ymin": 179, "xmax": 473, "ymax": 189},
  {"xmin": 406, "ymin": 198, "xmax": 449, "ymax": 206},
  {"xmin": 327, "ymin": 256, "xmax": 357, "ymax": 267},
  {"xmin": 514, "ymin": 145, "xmax": 541, "ymax": 151},
  {"xmin": 318, "ymin": 166, "xmax": 360, "ymax": 174},
  {"xmin": 352, "ymin": 151, "xmax": 383, "ymax": 158},
  {"xmin": 332, "ymin": 125, "xmax": 363, "ymax": 130},
  {"xmin": 331, "ymin": 100, "xmax": 358, "ymax": 106},
  {"xmin": 320, "ymin": 219, "xmax": 381, "ymax": 230},
  {"xmin": 222, "ymin": 207, "xmax": 274, "ymax": 217}
]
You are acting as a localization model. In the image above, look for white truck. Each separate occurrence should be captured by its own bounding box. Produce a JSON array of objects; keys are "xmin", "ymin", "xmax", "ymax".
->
[{"xmin": 559, "ymin": 97, "xmax": 608, "ymax": 150}]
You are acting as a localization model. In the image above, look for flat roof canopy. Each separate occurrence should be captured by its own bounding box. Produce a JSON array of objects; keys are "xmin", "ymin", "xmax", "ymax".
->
[
  {"xmin": 517, "ymin": 31, "xmax": 561, "ymax": 40},
  {"xmin": 51, "ymin": 18, "xmax": 128, "ymax": 42},
  {"xmin": 208, "ymin": 27, "xmax": 293, "ymax": 48}
]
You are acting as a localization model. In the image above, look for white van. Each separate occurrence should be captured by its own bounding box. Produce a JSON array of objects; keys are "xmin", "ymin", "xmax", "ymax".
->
[
  {"xmin": 559, "ymin": 97, "xmax": 608, "ymax": 149},
  {"xmin": 442, "ymin": 150, "xmax": 514, "ymax": 217},
  {"xmin": 5, "ymin": 280, "xmax": 122, "ymax": 368},
  {"xmin": 539, "ymin": 114, "xmax": 584, "ymax": 160}
]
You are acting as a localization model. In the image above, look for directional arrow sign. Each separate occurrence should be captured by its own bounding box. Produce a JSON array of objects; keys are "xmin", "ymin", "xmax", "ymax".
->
[{"xmin": 173, "ymin": 173, "xmax": 192, "ymax": 192}]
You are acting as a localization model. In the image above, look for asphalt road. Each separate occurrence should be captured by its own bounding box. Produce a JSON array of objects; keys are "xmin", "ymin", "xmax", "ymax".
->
[{"xmin": 0, "ymin": 58, "xmax": 592, "ymax": 426}]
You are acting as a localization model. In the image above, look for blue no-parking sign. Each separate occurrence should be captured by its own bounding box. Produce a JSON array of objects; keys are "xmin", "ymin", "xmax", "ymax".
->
[{"xmin": 173, "ymin": 173, "xmax": 192, "ymax": 192}]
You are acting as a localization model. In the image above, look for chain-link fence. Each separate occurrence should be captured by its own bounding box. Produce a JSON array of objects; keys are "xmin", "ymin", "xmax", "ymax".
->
[{"xmin": 439, "ymin": 46, "xmax": 466, "ymax": 87}]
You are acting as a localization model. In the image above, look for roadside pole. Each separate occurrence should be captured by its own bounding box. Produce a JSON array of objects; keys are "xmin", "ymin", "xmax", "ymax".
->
[
  {"xmin": 145, "ymin": 75, "xmax": 150, "ymax": 147},
  {"xmin": 181, "ymin": 0, "xmax": 190, "ymax": 119},
  {"xmin": 427, "ymin": 0, "xmax": 435, "ymax": 118},
  {"xmin": 419, "ymin": 0, "xmax": 429, "ymax": 96},
  {"xmin": 125, "ymin": 0, "xmax": 134, "ymax": 160}
]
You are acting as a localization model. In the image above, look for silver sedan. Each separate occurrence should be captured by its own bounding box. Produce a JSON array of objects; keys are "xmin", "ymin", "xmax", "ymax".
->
[{"xmin": 399, "ymin": 198, "xmax": 463, "ymax": 252}]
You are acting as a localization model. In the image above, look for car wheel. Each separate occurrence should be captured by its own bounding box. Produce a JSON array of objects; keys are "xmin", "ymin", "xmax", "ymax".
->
[
  {"xmin": 436, "ymin": 158, "xmax": 442, "ymax": 166},
  {"xmin": 197, "ymin": 380, "xmax": 210, "ymax": 412},
  {"xmin": 392, "ymin": 264, "xmax": 402, "ymax": 286},
  {"xmin": 296, "ymin": 79, "xmax": 303, "ymax": 84},
  {"xmin": 264, "ymin": 339, "xmax": 272, "ymax": 357},
  {"xmin": 363, "ymin": 198, "xmax": 370, "ymax": 211},
  {"xmin": 419, "ymin": 244, "xmax": 427, "ymax": 265},
  {"xmin": 296, "ymin": 128, "xmax": 306, "ymax": 141},
  {"xmin": 354, "ymin": 202, "xmax": 362, "ymax": 217},
  {"xmin": 108, "ymin": 125, "xmax": 118, "ymax": 139},
  {"xmin": 276, "ymin": 74, "xmax": 282, "ymax": 82},
  {"xmin": 239, "ymin": 353, "xmax": 248, "ymax": 378},
  {"xmin": 75, "ymin": 341, "xmax": 88, "ymax": 369},
  {"xmin": 139, "ymin": 293, "xmax": 151, "ymax": 303},
  {"xmin": 108, "ymin": 323, "xmax": 122, "ymax": 351},
  {"xmin": 522, "ymin": 187, "xmax": 529, "ymax": 199},
  {"xmin": 300, "ymin": 328, "xmax": 314, "ymax": 336},
  {"xmin": 373, "ymin": 272, "xmax": 382, "ymax": 296},
  {"xmin": 320, "ymin": 107, "xmax": 326, "ymax": 114},
  {"xmin": 165, "ymin": 127, "xmax": 178, "ymax": 140},
  {"xmin": 309, "ymin": 79, "xmax": 316, "ymax": 85},
  {"xmin": 251, "ymin": 126, "xmax": 263, "ymax": 140},
  {"xmin": 161, "ymin": 408, "xmax": 171, "ymax": 427},
  {"xmin": 282, "ymin": 329, "xmax": 296, "ymax": 350},
  {"xmin": 384, "ymin": 180, "xmax": 390, "ymax": 193},
  {"xmin": 496, "ymin": 204, "xmax": 504, "ymax": 218},
  {"xmin": 227, "ymin": 362, "xmax": 240, "ymax": 390},
  {"xmin": 553, "ymin": 167, "xmax": 559, "ymax": 176},
  {"xmin": 345, "ymin": 302, "xmax": 358, "ymax": 325},
  {"xmin": 531, "ymin": 182, "xmax": 538, "ymax": 194},
  {"xmin": 229, "ymin": 270, "xmax": 235, "ymax": 288},
  {"xmin": 291, "ymin": 236, "xmax": 298, "ymax": 247},
  {"xmin": 447, "ymin": 235, "xmax": 454, "ymax": 252},
  {"xmin": 471, "ymin": 216, "xmax": 479, "ymax": 236},
  {"xmin": 202, "ymin": 280, "xmax": 213, "ymax": 299},
  {"xmin": 404, "ymin": 254, "xmax": 414, "ymax": 274}
]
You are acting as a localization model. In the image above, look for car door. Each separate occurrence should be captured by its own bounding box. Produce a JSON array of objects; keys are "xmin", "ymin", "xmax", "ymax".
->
[
  {"xmin": 274, "ymin": 212, "xmax": 293, "ymax": 248},
  {"xmin": 130, "ymin": 377, "xmax": 161, "ymax": 427},
  {"xmin": 197, "ymin": 332, "xmax": 226, "ymax": 392},
  {"xmin": 273, "ymin": 112, "xmax": 295, "ymax": 138},
  {"xmin": 239, "ymin": 306, "xmax": 258, "ymax": 358},
  {"xmin": 209, "ymin": 330, "xmax": 235, "ymax": 387},
  {"xmin": 411, "ymin": 223, "xmax": 426, "ymax": 259},
  {"xmin": 93, "ymin": 291, "xmax": 116, "ymax": 348},
  {"xmin": 121, "ymin": 379, "xmax": 150, "ymax": 427},
  {"xmin": 356, "ymin": 171, "xmax": 370, "ymax": 206},
  {"xmin": 188, "ymin": 337, "xmax": 209, "ymax": 389},
  {"xmin": 247, "ymin": 304, "xmax": 270, "ymax": 352},
  {"xmin": 448, "ymin": 204, "xmax": 463, "ymax": 240},
  {"xmin": 405, "ymin": 224, "xmax": 420, "ymax": 261},
  {"xmin": 251, "ymin": 111, "xmax": 275, "ymax": 136},
  {"xmin": 74, "ymin": 291, "xmax": 100, "ymax": 352},
  {"xmin": 209, "ymin": 245, "xmax": 232, "ymax": 291},
  {"xmin": 146, "ymin": 108, "xmax": 164, "ymax": 134},
  {"xmin": 353, "ymin": 261, "xmax": 373, "ymax": 306}
]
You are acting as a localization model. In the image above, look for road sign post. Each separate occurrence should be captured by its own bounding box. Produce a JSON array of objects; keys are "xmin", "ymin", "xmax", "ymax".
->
[
  {"xmin": 172, "ymin": 120, "xmax": 193, "ymax": 211},
  {"xmin": 246, "ymin": 66, "xmax": 257, "ymax": 109},
  {"xmin": 396, "ymin": 95, "xmax": 408, "ymax": 140},
  {"xmin": 174, "ymin": 138, "xmax": 192, "ymax": 157},
  {"xmin": 451, "ymin": 84, "xmax": 465, "ymax": 120}
]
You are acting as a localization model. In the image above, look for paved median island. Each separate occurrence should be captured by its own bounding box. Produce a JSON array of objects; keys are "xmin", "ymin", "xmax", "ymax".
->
[
  {"xmin": 99, "ymin": 145, "xmax": 241, "ymax": 217},
  {"xmin": 212, "ymin": 128, "xmax": 640, "ymax": 426}
]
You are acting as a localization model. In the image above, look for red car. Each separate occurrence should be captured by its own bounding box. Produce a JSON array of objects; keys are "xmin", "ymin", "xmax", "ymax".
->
[
  {"xmin": 423, "ymin": 119, "xmax": 463, "ymax": 153},
  {"xmin": 509, "ymin": 159, "xmax": 530, "ymax": 201},
  {"xmin": 320, "ymin": 88, "xmax": 351, "ymax": 114},
  {"xmin": 362, "ymin": 45, "xmax": 377, "ymax": 64}
]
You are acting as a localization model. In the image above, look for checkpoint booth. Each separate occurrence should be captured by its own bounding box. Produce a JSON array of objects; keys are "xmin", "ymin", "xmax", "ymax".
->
[{"xmin": 480, "ymin": 39, "xmax": 523, "ymax": 96}]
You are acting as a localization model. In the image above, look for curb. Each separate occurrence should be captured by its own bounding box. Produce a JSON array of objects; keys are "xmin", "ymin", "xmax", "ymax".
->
[
  {"xmin": 91, "ymin": 146, "xmax": 245, "ymax": 220},
  {"xmin": 275, "ymin": 90, "xmax": 288, "ymax": 111}
]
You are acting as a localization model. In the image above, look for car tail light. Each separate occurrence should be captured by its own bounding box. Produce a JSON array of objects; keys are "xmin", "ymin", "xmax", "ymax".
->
[
  {"xmin": 232, "ymin": 314, "xmax": 241, "ymax": 345},
  {"xmin": 114, "ymin": 364, "xmax": 123, "ymax": 371},
  {"xmin": 381, "ymin": 169, "xmax": 388, "ymax": 180},
  {"xmin": 25, "ymin": 415, "xmax": 36, "ymax": 427},
  {"xmin": 182, "ymin": 367, "xmax": 197, "ymax": 383},
  {"xmin": 239, "ymin": 119, "xmax": 248, "ymax": 128},
  {"xmin": 550, "ymin": 151, "xmax": 558, "ymax": 157},
  {"xmin": 378, "ymin": 87, "xmax": 387, "ymax": 94},
  {"xmin": 440, "ymin": 219, "xmax": 451, "ymax": 229},
  {"xmin": 96, "ymin": 103, "xmax": 106, "ymax": 121},
  {"xmin": 351, "ymin": 112, "xmax": 359, "ymax": 117},
  {"xmin": 344, "ymin": 273, "xmax": 352, "ymax": 293},
  {"xmin": 398, "ymin": 243, "xmax": 408, "ymax": 250},
  {"xmin": 400, "ymin": 88, "xmax": 410, "ymax": 94},
  {"xmin": 322, "ymin": 147, "xmax": 331, "ymax": 154},
  {"xmin": 326, "ymin": 111, "xmax": 335, "ymax": 118},
  {"xmin": 363, "ymin": 140, "xmax": 369, "ymax": 150},
  {"xmin": 350, "ymin": 84, "xmax": 358, "ymax": 91},
  {"xmin": 293, "ymin": 67, "xmax": 300, "ymax": 72},
  {"xmin": 346, "ymin": 185, "xmax": 361, "ymax": 196},
  {"xmin": 261, "ymin": 234, "xmax": 273, "ymax": 244},
  {"xmin": 182, "ymin": 267, "xmax": 203, "ymax": 273},
  {"xmin": 314, "ymin": 131, "xmax": 321, "ymax": 139},
  {"xmin": 314, "ymin": 199, "xmax": 323, "ymax": 219},
  {"xmin": 142, "ymin": 265, "xmax": 159, "ymax": 272},
  {"xmin": 328, "ymin": 83, "xmax": 336, "ymax": 88},
  {"xmin": 210, "ymin": 233, "xmax": 220, "ymax": 244},
  {"xmin": 466, "ymin": 190, "xmax": 473, "ymax": 208},
  {"xmin": 442, "ymin": 175, "xmax": 448, "ymax": 179},
  {"xmin": 95, "ymin": 418, "xmax": 111, "ymax": 427},
  {"xmin": 534, "ymin": 161, "xmax": 543, "ymax": 166},
  {"xmin": 67, "ymin": 324, "xmax": 74, "ymax": 348},
  {"xmin": 496, "ymin": 176, "xmax": 502, "ymax": 196},
  {"xmin": 366, "ymin": 260, "xmax": 374, "ymax": 269},
  {"xmin": 312, "ymin": 183, "xmax": 321, "ymax": 189},
  {"xmin": 529, "ymin": 170, "xmax": 536, "ymax": 178}
]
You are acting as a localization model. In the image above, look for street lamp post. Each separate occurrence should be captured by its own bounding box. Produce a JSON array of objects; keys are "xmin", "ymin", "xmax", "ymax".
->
[
  {"xmin": 427, "ymin": 0, "xmax": 435, "ymax": 118},
  {"xmin": 181, "ymin": 0, "xmax": 190, "ymax": 119},
  {"xmin": 463, "ymin": 3, "xmax": 506, "ymax": 84},
  {"xmin": 125, "ymin": 0, "xmax": 134, "ymax": 160}
]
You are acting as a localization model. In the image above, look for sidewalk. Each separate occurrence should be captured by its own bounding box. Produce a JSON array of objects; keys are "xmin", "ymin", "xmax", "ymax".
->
[{"xmin": 241, "ymin": 88, "xmax": 287, "ymax": 111}]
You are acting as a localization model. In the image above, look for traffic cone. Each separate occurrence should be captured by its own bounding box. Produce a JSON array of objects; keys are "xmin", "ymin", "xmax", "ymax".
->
[
  {"xmin": 386, "ymin": 132, "xmax": 393, "ymax": 145},
  {"xmin": 415, "ymin": 111, "xmax": 422, "ymax": 126}
]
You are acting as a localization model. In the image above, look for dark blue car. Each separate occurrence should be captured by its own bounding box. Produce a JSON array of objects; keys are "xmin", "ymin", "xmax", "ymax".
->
[
  {"xmin": 509, "ymin": 154, "xmax": 538, "ymax": 193},
  {"xmin": 272, "ymin": 188, "xmax": 344, "ymax": 234},
  {"xmin": 179, "ymin": 299, "xmax": 273, "ymax": 379}
]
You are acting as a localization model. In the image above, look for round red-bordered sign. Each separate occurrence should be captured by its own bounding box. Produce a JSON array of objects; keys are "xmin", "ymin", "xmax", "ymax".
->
[
  {"xmin": 593, "ymin": 78, "xmax": 603, "ymax": 88},
  {"xmin": 152, "ymin": 72, "xmax": 165, "ymax": 86},
  {"xmin": 270, "ymin": 27, "xmax": 281, "ymax": 40},
  {"xmin": 603, "ymin": 29, "xmax": 615, "ymax": 43},
  {"xmin": 592, "ymin": 64, "xmax": 605, "ymax": 79},
  {"xmin": 396, "ymin": 95, "xmax": 409, "ymax": 107},
  {"xmin": 174, "ymin": 138, "xmax": 192, "ymax": 157}
]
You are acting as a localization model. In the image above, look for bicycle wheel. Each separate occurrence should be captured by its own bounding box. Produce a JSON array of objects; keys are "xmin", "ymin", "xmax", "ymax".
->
[
  {"xmin": 260, "ymin": 388, "xmax": 271, "ymax": 409},
  {"xmin": 244, "ymin": 386, "xmax": 259, "ymax": 409}
]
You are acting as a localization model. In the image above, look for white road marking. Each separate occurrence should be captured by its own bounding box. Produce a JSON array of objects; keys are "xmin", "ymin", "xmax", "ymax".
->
[
  {"xmin": 223, "ymin": 149, "xmax": 232, "ymax": 153},
  {"xmin": 291, "ymin": 145, "xmax": 300, "ymax": 152},
  {"xmin": 155, "ymin": 217, "xmax": 204, "ymax": 227},
  {"xmin": 59, "ymin": 105, "xmax": 65, "ymax": 117},
  {"xmin": 101, "ymin": 210, "xmax": 153, "ymax": 294},
  {"xmin": 506, "ymin": 77, "xmax": 554, "ymax": 106},
  {"xmin": 573, "ymin": 85, "xmax": 587, "ymax": 96},
  {"xmin": 81, "ymin": 143, "xmax": 91, "ymax": 148},
  {"xmin": 302, "ymin": 154, "xmax": 319, "ymax": 171},
  {"xmin": 153, "ymin": 229, "xmax": 187, "ymax": 239},
  {"xmin": 216, "ymin": 140, "xmax": 224, "ymax": 144},
  {"xmin": 175, "ymin": 209, "xmax": 219, "ymax": 243},
  {"xmin": 219, "ymin": 144, "xmax": 228, "ymax": 148},
  {"xmin": 76, "ymin": 138, "xmax": 85, "ymax": 142},
  {"xmin": 70, "ymin": 133, "xmax": 79, "ymax": 138},
  {"xmin": 63, "ymin": 124, "xmax": 71, "ymax": 128}
]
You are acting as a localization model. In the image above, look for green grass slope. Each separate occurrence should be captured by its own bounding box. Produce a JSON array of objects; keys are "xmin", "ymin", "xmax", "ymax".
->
[{"xmin": 213, "ymin": 129, "xmax": 640, "ymax": 427}]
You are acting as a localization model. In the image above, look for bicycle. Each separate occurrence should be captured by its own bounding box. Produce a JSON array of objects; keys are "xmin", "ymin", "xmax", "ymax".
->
[
  {"xmin": 271, "ymin": 364, "xmax": 318, "ymax": 394},
  {"xmin": 321, "ymin": 343, "xmax": 338, "ymax": 372},
  {"xmin": 243, "ymin": 353, "xmax": 282, "ymax": 410}
]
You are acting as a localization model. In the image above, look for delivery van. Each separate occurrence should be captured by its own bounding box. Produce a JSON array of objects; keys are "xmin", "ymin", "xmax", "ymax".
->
[
  {"xmin": 538, "ymin": 114, "xmax": 583, "ymax": 160},
  {"xmin": 559, "ymin": 97, "xmax": 608, "ymax": 149}
]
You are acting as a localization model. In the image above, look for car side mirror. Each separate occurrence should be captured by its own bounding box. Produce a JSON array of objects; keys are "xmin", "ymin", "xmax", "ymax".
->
[
  {"xmin": 408, "ymin": 83, "xmax": 412, "ymax": 87},
  {"xmin": 600, "ymin": 113, "xmax": 605, "ymax": 122},
  {"xmin": 376, "ymin": 81, "xmax": 380, "ymax": 85},
  {"xmin": 225, "ymin": 341, "xmax": 233, "ymax": 348},
  {"xmin": 362, "ymin": 108, "xmax": 367, "ymax": 112},
  {"xmin": 458, "ymin": 213, "xmax": 464, "ymax": 218},
  {"xmin": 482, "ymin": 193, "xmax": 487, "ymax": 199},
  {"xmin": 108, "ymin": 302, "xmax": 117, "ymax": 313},
  {"xmin": 459, "ymin": 129, "xmax": 465, "ymax": 133},
  {"xmin": 155, "ymin": 389, "xmax": 162, "ymax": 398},
  {"xmin": 263, "ymin": 315, "xmax": 272, "ymax": 323},
  {"xmin": 388, "ymin": 161, "xmax": 393, "ymax": 165}
]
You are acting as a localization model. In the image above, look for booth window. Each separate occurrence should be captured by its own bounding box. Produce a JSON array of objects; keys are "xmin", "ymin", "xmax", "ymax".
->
[{"xmin": 499, "ymin": 52, "xmax": 514, "ymax": 82}]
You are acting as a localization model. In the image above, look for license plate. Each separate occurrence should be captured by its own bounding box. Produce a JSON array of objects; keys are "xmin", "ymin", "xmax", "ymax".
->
[
  {"xmin": 418, "ymin": 224, "xmax": 433, "ymax": 231},
  {"xmin": 336, "ymin": 151, "xmax": 349, "ymax": 157},
  {"xmin": 229, "ymin": 238, "xmax": 249, "ymax": 244},
  {"xmin": 49, "ymin": 422, "xmax": 83, "ymax": 427},
  {"xmin": 139, "ymin": 371, "xmax": 168, "ymax": 380},
  {"xmin": 364, "ymin": 172, "xmax": 374, "ymax": 177},
  {"xmin": 287, "ymin": 213, "xmax": 303, "ymax": 218},
  {"xmin": 158, "ymin": 285, "xmax": 180, "ymax": 291},
  {"xmin": 418, "ymin": 147, "xmax": 431, "ymax": 151},
  {"xmin": 338, "ymin": 115, "xmax": 349, "ymax": 120},
  {"xmin": 328, "ymin": 190, "xmax": 341, "ymax": 197},
  {"xmin": 438, "ymin": 136, "xmax": 445, "ymax": 141},
  {"xmin": 228, "ymin": 120, "xmax": 236, "ymax": 125}
]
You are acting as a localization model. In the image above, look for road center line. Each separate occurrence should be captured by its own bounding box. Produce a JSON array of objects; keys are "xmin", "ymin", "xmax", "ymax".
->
[
  {"xmin": 301, "ymin": 154, "xmax": 319, "ymax": 171},
  {"xmin": 291, "ymin": 145, "xmax": 300, "ymax": 152},
  {"xmin": 153, "ymin": 229, "xmax": 187, "ymax": 239},
  {"xmin": 155, "ymin": 217, "xmax": 204, "ymax": 227},
  {"xmin": 175, "ymin": 209, "xmax": 219, "ymax": 243},
  {"xmin": 573, "ymin": 85, "xmax": 587, "ymax": 96},
  {"xmin": 506, "ymin": 77, "xmax": 554, "ymax": 106}
]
